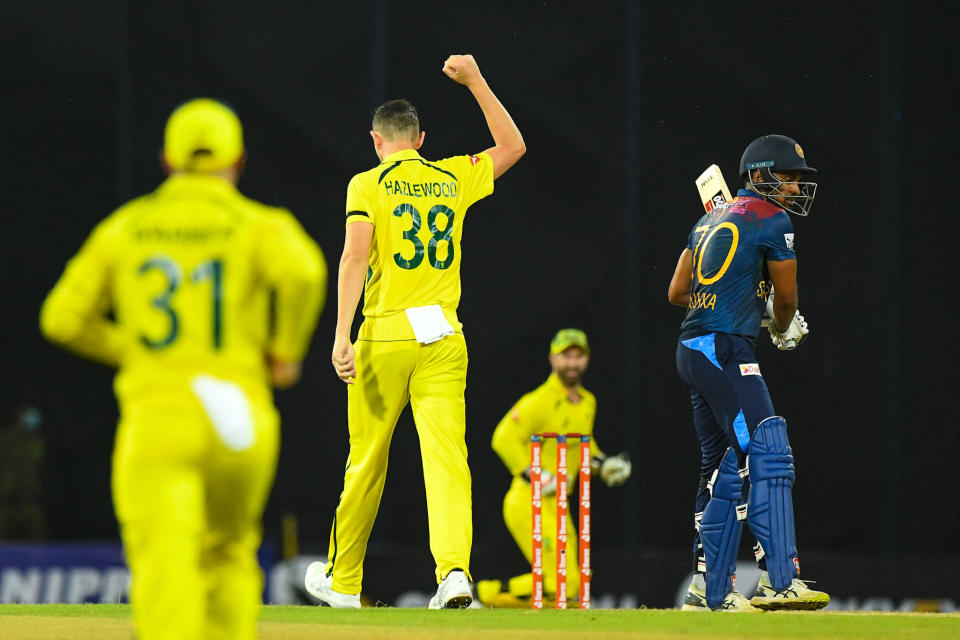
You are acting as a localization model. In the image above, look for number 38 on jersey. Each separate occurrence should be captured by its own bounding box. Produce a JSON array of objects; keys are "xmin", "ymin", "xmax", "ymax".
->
[{"xmin": 392, "ymin": 203, "xmax": 456, "ymax": 271}]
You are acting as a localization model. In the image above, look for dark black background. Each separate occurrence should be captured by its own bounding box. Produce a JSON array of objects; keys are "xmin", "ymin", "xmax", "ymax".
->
[{"xmin": 2, "ymin": 1, "xmax": 956, "ymax": 604}]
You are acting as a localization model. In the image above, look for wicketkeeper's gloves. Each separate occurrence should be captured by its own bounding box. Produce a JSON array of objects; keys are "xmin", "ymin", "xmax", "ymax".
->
[
  {"xmin": 592, "ymin": 452, "xmax": 632, "ymax": 486},
  {"xmin": 521, "ymin": 467, "xmax": 557, "ymax": 496}
]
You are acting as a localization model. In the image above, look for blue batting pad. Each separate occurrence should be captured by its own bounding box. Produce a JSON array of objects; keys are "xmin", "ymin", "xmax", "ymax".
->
[
  {"xmin": 700, "ymin": 447, "xmax": 745, "ymax": 608},
  {"xmin": 680, "ymin": 333, "xmax": 722, "ymax": 370},
  {"xmin": 746, "ymin": 416, "xmax": 798, "ymax": 591}
]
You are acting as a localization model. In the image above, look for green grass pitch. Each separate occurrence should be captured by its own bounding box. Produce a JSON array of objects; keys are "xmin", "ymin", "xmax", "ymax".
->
[{"xmin": 0, "ymin": 604, "xmax": 958, "ymax": 639}]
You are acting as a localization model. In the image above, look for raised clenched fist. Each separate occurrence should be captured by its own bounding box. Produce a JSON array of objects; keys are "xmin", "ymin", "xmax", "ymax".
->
[{"xmin": 442, "ymin": 54, "xmax": 481, "ymax": 86}]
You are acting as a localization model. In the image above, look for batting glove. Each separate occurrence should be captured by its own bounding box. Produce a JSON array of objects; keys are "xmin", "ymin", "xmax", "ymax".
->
[{"xmin": 769, "ymin": 311, "xmax": 809, "ymax": 350}]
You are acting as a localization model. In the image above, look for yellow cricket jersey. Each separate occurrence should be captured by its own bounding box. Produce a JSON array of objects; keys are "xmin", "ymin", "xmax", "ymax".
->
[
  {"xmin": 40, "ymin": 173, "xmax": 326, "ymax": 405},
  {"xmin": 492, "ymin": 374, "xmax": 604, "ymax": 483},
  {"xmin": 345, "ymin": 149, "xmax": 493, "ymax": 335}
]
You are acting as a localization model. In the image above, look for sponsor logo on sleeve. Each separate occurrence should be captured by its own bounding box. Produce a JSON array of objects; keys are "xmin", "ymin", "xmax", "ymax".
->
[
  {"xmin": 469, "ymin": 155, "xmax": 480, "ymax": 166},
  {"xmin": 784, "ymin": 233, "xmax": 794, "ymax": 249},
  {"xmin": 739, "ymin": 363, "xmax": 761, "ymax": 376}
]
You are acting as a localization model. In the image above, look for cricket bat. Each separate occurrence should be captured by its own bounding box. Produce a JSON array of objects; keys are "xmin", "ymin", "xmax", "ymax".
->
[{"xmin": 695, "ymin": 164, "xmax": 732, "ymax": 213}]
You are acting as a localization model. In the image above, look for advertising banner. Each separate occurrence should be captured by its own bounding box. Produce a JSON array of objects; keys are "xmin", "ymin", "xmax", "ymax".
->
[
  {"xmin": 0, "ymin": 543, "xmax": 275, "ymax": 604},
  {"xmin": 0, "ymin": 543, "xmax": 128, "ymax": 604}
]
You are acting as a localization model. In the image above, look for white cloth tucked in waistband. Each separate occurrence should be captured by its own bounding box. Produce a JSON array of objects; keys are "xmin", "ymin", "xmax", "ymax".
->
[{"xmin": 403, "ymin": 304, "xmax": 455, "ymax": 344}]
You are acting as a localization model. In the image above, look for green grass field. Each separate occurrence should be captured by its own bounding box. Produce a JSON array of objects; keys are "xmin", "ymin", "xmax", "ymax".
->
[{"xmin": 1, "ymin": 604, "xmax": 958, "ymax": 639}]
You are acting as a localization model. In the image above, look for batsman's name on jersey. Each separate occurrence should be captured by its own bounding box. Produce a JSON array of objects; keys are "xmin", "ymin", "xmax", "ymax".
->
[
  {"xmin": 688, "ymin": 291, "xmax": 718, "ymax": 311},
  {"xmin": 688, "ymin": 280, "xmax": 770, "ymax": 311}
]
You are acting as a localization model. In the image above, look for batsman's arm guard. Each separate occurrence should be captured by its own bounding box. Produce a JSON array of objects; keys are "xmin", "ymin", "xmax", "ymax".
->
[
  {"xmin": 700, "ymin": 447, "xmax": 747, "ymax": 609},
  {"xmin": 746, "ymin": 416, "xmax": 799, "ymax": 591}
]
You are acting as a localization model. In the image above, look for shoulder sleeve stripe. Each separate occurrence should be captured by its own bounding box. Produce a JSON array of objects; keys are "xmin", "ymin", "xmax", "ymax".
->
[
  {"xmin": 377, "ymin": 161, "xmax": 402, "ymax": 184},
  {"xmin": 346, "ymin": 210, "xmax": 369, "ymax": 218},
  {"xmin": 415, "ymin": 159, "xmax": 457, "ymax": 182}
]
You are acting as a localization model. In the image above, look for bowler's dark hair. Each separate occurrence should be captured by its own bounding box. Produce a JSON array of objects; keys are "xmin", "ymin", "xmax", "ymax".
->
[{"xmin": 372, "ymin": 99, "xmax": 420, "ymax": 142}]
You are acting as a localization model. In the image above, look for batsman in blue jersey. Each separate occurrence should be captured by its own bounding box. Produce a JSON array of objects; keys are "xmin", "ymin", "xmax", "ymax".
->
[{"xmin": 668, "ymin": 134, "xmax": 829, "ymax": 612}]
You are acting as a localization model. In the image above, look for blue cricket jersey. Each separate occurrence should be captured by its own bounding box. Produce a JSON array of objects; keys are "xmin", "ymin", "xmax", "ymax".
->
[{"xmin": 680, "ymin": 189, "xmax": 796, "ymax": 342}]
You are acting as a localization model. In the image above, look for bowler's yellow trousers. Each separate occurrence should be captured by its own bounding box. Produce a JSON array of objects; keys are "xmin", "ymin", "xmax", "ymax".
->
[
  {"xmin": 112, "ymin": 383, "xmax": 278, "ymax": 640},
  {"xmin": 326, "ymin": 333, "xmax": 472, "ymax": 594}
]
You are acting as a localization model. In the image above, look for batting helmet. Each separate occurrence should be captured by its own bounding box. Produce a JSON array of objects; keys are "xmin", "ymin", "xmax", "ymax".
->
[
  {"xmin": 163, "ymin": 98, "xmax": 244, "ymax": 173},
  {"xmin": 738, "ymin": 134, "xmax": 817, "ymax": 180},
  {"xmin": 739, "ymin": 134, "xmax": 818, "ymax": 216}
]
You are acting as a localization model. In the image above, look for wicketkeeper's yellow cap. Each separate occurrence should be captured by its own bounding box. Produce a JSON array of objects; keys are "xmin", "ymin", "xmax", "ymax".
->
[
  {"xmin": 549, "ymin": 328, "xmax": 590, "ymax": 355},
  {"xmin": 163, "ymin": 98, "xmax": 244, "ymax": 173}
]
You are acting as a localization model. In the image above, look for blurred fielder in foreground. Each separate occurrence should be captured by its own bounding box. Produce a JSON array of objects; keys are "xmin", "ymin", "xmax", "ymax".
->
[
  {"xmin": 304, "ymin": 54, "xmax": 525, "ymax": 609},
  {"xmin": 41, "ymin": 99, "xmax": 326, "ymax": 640},
  {"xmin": 667, "ymin": 134, "xmax": 828, "ymax": 612},
  {"xmin": 477, "ymin": 329, "xmax": 631, "ymax": 607}
]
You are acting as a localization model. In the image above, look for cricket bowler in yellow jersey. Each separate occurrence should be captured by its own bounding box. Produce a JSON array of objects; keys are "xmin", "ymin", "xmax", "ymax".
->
[
  {"xmin": 304, "ymin": 54, "xmax": 525, "ymax": 610},
  {"xmin": 478, "ymin": 329, "xmax": 633, "ymax": 607},
  {"xmin": 40, "ymin": 99, "xmax": 326, "ymax": 640}
]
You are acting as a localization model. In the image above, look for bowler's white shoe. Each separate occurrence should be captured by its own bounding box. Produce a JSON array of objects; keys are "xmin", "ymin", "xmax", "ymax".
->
[
  {"xmin": 428, "ymin": 569, "xmax": 473, "ymax": 609},
  {"xmin": 304, "ymin": 561, "xmax": 361, "ymax": 609}
]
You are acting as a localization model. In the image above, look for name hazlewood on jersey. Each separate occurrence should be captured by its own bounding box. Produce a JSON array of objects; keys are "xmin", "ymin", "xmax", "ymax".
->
[{"xmin": 382, "ymin": 179, "xmax": 459, "ymax": 198}]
